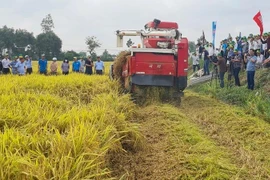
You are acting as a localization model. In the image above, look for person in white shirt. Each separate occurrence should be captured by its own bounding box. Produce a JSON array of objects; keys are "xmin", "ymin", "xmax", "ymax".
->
[
  {"xmin": 2, "ymin": 54, "xmax": 11, "ymax": 74},
  {"xmin": 254, "ymin": 35, "xmax": 262, "ymax": 52},
  {"xmin": 208, "ymin": 43, "xmax": 214, "ymax": 60},
  {"xmin": 248, "ymin": 35, "xmax": 255, "ymax": 51},
  {"xmin": 256, "ymin": 50, "xmax": 264, "ymax": 69},
  {"xmin": 191, "ymin": 52, "xmax": 200, "ymax": 73}
]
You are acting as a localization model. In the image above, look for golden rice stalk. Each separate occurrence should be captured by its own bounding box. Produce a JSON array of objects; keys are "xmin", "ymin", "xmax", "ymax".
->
[{"xmin": 113, "ymin": 51, "xmax": 131, "ymax": 80}]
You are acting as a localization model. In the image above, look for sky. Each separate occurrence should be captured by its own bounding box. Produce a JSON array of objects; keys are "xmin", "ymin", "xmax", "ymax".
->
[{"xmin": 0, "ymin": 0, "xmax": 269, "ymax": 55}]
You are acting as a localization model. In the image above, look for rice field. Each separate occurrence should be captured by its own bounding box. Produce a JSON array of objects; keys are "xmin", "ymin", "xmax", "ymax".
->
[{"xmin": 1, "ymin": 61, "xmax": 270, "ymax": 179}]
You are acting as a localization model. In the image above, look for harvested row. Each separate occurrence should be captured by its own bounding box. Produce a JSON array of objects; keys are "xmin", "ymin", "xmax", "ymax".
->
[
  {"xmin": 181, "ymin": 91, "xmax": 270, "ymax": 179},
  {"xmin": 112, "ymin": 104, "xmax": 246, "ymax": 179},
  {"xmin": 0, "ymin": 75, "xmax": 143, "ymax": 179}
]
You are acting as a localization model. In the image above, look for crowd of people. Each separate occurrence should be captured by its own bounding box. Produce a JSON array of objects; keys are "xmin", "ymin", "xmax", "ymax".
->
[
  {"xmin": 191, "ymin": 32, "xmax": 270, "ymax": 90},
  {"xmin": 0, "ymin": 54, "xmax": 105, "ymax": 76}
]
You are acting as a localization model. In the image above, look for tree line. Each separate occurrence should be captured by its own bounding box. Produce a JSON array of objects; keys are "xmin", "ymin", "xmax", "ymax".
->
[{"xmin": 0, "ymin": 14, "xmax": 115, "ymax": 61}]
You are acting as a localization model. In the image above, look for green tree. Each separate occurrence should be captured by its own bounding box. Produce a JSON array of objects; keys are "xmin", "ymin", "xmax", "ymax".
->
[
  {"xmin": 36, "ymin": 32, "xmax": 62, "ymax": 60},
  {"xmin": 13, "ymin": 29, "xmax": 36, "ymax": 57},
  {"xmin": 188, "ymin": 41, "xmax": 196, "ymax": 53},
  {"xmin": 85, "ymin": 36, "xmax": 101, "ymax": 55},
  {"xmin": 63, "ymin": 50, "xmax": 79, "ymax": 61},
  {"xmin": 0, "ymin": 26, "xmax": 15, "ymax": 54},
  {"xmin": 78, "ymin": 51, "xmax": 87, "ymax": 58},
  {"xmin": 41, "ymin": 14, "xmax": 55, "ymax": 33},
  {"xmin": 101, "ymin": 49, "xmax": 113, "ymax": 61},
  {"xmin": 91, "ymin": 52, "xmax": 97, "ymax": 61}
]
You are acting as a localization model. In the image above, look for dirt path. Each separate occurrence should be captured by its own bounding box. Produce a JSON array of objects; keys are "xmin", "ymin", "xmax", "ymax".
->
[{"xmin": 111, "ymin": 90, "xmax": 270, "ymax": 179}]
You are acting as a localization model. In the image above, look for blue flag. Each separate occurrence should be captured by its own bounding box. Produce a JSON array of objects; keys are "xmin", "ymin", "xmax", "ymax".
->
[{"xmin": 212, "ymin": 21, "xmax": 217, "ymax": 48}]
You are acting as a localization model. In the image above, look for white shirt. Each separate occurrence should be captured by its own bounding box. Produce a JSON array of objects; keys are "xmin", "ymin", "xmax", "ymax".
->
[
  {"xmin": 208, "ymin": 47, "xmax": 214, "ymax": 56},
  {"xmin": 255, "ymin": 40, "xmax": 261, "ymax": 50},
  {"xmin": 256, "ymin": 55, "xmax": 264, "ymax": 64},
  {"xmin": 2, "ymin": 58, "xmax": 10, "ymax": 68},
  {"xmin": 248, "ymin": 40, "xmax": 255, "ymax": 50},
  {"xmin": 191, "ymin": 55, "xmax": 199, "ymax": 65}
]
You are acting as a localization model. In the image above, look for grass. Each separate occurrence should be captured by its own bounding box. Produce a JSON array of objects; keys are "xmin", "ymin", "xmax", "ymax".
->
[
  {"xmin": 181, "ymin": 91, "xmax": 270, "ymax": 179},
  {"xmin": 189, "ymin": 68, "xmax": 270, "ymax": 122},
  {"xmin": 0, "ymin": 74, "xmax": 143, "ymax": 179}
]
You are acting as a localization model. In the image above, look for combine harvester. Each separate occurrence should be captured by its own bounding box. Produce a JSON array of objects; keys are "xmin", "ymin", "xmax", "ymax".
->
[{"xmin": 109, "ymin": 19, "xmax": 189, "ymax": 105}]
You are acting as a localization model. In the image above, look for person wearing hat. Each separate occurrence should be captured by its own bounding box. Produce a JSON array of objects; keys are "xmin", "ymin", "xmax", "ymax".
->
[
  {"xmin": 212, "ymin": 53, "xmax": 226, "ymax": 88},
  {"xmin": 244, "ymin": 49, "xmax": 257, "ymax": 90},
  {"xmin": 61, "ymin": 59, "xmax": 70, "ymax": 75},
  {"xmin": 231, "ymin": 50, "xmax": 242, "ymax": 86},
  {"xmin": 10, "ymin": 56, "xmax": 19, "ymax": 74},
  {"xmin": 50, "ymin": 57, "xmax": 58, "ymax": 75},
  {"xmin": 15, "ymin": 55, "xmax": 26, "ymax": 76},
  {"xmin": 38, "ymin": 54, "xmax": 48, "ymax": 75},
  {"xmin": 72, "ymin": 57, "xmax": 80, "ymax": 73},
  {"xmin": 2, "ymin": 54, "xmax": 11, "ymax": 74},
  {"xmin": 25, "ymin": 55, "xmax": 32, "ymax": 74}
]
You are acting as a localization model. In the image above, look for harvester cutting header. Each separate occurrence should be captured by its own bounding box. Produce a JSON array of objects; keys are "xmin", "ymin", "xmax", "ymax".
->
[{"xmin": 110, "ymin": 19, "xmax": 189, "ymax": 105}]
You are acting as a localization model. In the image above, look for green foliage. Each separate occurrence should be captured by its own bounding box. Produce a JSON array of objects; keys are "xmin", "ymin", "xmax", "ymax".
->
[
  {"xmin": 188, "ymin": 41, "xmax": 196, "ymax": 53},
  {"xmin": 13, "ymin": 29, "xmax": 36, "ymax": 57},
  {"xmin": 62, "ymin": 50, "xmax": 79, "ymax": 61},
  {"xmin": 36, "ymin": 32, "xmax": 62, "ymax": 60},
  {"xmin": 191, "ymin": 80, "xmax": 270, "ymax": 122},
  {"xmin": 0, "ymin": 26, "xmax": 15, "ymax": 51},
  {"xmin": 101, "ymin": 49, "xmax": 114, "ymax": 61}
]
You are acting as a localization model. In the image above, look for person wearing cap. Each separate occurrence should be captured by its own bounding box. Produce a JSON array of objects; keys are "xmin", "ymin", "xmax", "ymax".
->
[
  {"xmin": 212, "ymin": 53, "xmax": 226, "ymax": 88},
  {"xmin": 254, "ymin": 35, "xmax": 261, "ymax": 54},
  {"xmin": 231, "ymin": 50, "xmax": 242, "ymax": 86},
  {"xmin": 50, "ymin": 57, "xmax": 58, "ymax": 75},
  {"xmin": 72, "ymin": 57, "xmax": 81, "ymax": 73},
  {"xmin": 95, "ymin": 56, "xmax": 105, "ymax": 75},
  {"xmin": 15, "ymin": 56, "xmax": 26, "ymax": 76},
  {"xmin": 38, "ymin": 54, "xmax": 48, "ymax": 75},
  {"xmin": 10, "ymin": 56, "xmax": 19, "ymax": 74},
  {"xmin": 191, "ymin": 52, "xmax": 200, "ymax": 73},
  {"xmin": 25, "ymin": 55, "xmax": 32, "ymax": 74},
  {"xmin": 2, "ymin": 54, "xmax": 11, "ymax": 74},
  {"xmin": 61, "ymin": 59, "xmax": 70, "ymax": 75},
  {"xmin": 85, "ymin": 56, "xmax": 93, "ymax": 75},
  {"xmin": 244, "ymin": 49, "xmax": 257, "ymax": 90}
]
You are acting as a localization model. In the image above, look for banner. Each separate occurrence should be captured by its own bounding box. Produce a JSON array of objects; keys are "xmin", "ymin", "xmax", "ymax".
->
[
  {"xmin": 212, "ymin": 21, "xmax": 217, "ymax": 48},
  {"xmin": 253, "ymin": 11, "xmax": 263, "ymax": 36}
]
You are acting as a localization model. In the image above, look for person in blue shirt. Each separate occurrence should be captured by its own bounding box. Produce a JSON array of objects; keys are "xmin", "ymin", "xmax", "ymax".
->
[
  {"xmin": 10, "ymin": 56, "xmax": 18, "ymax": 74},
  {"xmin": 25, "ymin": 55, "xmax": 32, "ymax": 74},
  {"xmin": 95, "ymin": 56, "xmax": 104, "ymax": 75},
  {"xmin": 38, "ymin": 54, "xmax": 48, "ymax": 75},
  {"xmin": 72, "ymin": 57, "xmax": 81, "ymax": 72},
  {"xmin": 244, "ymin": 49, "xmax": 257, "ymax": 90},
  {"xmin": 15, "ymin": 56, "xmax": 26, "ymax": 76}
]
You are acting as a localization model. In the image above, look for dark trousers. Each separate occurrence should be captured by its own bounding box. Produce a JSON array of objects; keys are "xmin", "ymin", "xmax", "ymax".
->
[
  {"xmin": 96, "ymin": 70, "xmax": 103, "ymax": 75},
  {"xmin": 219, "ymin": 72, "xmax": 225, "ymax": 88},
  {"xmin": 2, "ymin": 68, "xmax": 10, "ymax": 74},
  {"xmin": 247, "ymin": 71, "xmax": 255, "ymax": 90},
  {"xmin": 193, "ymin": 64, "xmax": 200, "ymax": 72},
  {"xmin": 203, "ymin": 59, "xmax": 210, "ymax": 75},
  {"xmin": 40, "ymin": 70, "xmax": 47, "ymax": 75},
  {"xmin": 62, "ymin": 71, "xmax": 69, "ymax": 75},
  {"xmin": 26, "ymin": 68, "xmax": 32, "ymax": 74},
  {"xmin": 233, "ymin": 67, "xmax": 241, "ymax": 86}
]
